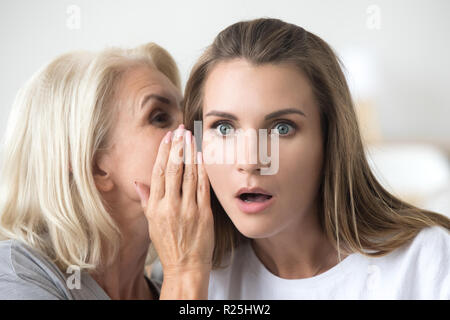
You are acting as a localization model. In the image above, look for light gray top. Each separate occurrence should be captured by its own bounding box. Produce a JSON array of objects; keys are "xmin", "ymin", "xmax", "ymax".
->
[{"xmin": 0, "ymin": 239, "xmax": 160, "ymax": 300}]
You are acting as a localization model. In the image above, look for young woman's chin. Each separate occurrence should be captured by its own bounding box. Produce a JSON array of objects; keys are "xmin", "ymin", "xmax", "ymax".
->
[{"xmin": 226, "ymin": 208, "xmax": 288, "ymax": 239}]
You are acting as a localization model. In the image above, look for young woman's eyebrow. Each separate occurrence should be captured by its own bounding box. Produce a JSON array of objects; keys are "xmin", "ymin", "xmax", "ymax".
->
[
  {"xmin": 204, "ymin": 108, "xmax": 307, "ymax": 121},
  {"xmin": 264, "ymin": 108, "xmax": 307, "ymax": 120},
  {"xmin": 204, "ymin": 110, "xmax": 238, "ymax": 120}
]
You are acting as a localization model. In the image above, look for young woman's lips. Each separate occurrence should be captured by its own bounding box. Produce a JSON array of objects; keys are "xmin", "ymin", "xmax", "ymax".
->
[{"xmin": 235, "ymin": 196, "xmax": 275, "ymax": 214}]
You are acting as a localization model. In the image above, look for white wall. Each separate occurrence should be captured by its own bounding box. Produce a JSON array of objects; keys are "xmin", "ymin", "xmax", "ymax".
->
[{"xmin": 1, "ymin": 0, "xmax": 449, "ymax": 147}]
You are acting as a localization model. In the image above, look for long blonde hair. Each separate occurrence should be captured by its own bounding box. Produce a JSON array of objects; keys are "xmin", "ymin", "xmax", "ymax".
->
[
  {"xmin": 183, "ymin": 18, "xmax": 450, "ymax": 267},
  {"xmin": 0, "ymin": 43, "xmax": 181, "ymax": 271}
]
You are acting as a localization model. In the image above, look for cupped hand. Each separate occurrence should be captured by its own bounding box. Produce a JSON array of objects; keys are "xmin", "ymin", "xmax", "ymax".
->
[{"xmin": 134, "ymin": 124, "xmax": 214, "ymax": 299}]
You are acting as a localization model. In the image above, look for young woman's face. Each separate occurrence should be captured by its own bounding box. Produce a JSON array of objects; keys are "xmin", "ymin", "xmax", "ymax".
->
[
  {"xmin": 97, "ymin": 66, "xmax": 182, "ymax": 215},
  {"xmin": 202, "ymin": 59, "xmax": 324, "ymax": 239}
]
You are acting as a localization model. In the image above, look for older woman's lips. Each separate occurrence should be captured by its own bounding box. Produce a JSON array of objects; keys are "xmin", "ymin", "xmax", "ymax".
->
[{"xmin": 235, "ymin": 193, "xmax": 275, "ymax": 214}]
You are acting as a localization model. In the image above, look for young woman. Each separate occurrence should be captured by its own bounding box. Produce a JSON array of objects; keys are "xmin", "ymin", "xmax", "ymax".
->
[
  {"xmin": 181, "ymin": 18, "xmax": 450, "ymax": 299},
  {"xmin": 0, "ymin": 43, "xmax": 213, "ymax": 299}
]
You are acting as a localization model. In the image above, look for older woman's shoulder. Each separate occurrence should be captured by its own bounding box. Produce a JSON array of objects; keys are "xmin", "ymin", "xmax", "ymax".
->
[{"xmin": 0, "ymin": 239, "xmax": 69, "ymax": 299}]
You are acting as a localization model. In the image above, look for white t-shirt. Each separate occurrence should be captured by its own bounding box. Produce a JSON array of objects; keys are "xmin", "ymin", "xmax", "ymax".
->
[{"xmin": 208, "ymin": 226, "xmax": 450, "ymax": 299}]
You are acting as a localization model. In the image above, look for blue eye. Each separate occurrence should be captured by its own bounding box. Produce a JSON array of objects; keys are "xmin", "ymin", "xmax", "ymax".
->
[
  {"xmin": 272, "ymin": 122, "xmax": 294, "ymax": 135},
  {"xmin": 216, "ymin": 122, "xmax": 234, "ymax": 136}
]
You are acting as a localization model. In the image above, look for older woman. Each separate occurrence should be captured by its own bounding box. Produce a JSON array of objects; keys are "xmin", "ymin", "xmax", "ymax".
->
[{"xmin": 0, "ymin": 43, "xmax": 213, "ymax": 299}]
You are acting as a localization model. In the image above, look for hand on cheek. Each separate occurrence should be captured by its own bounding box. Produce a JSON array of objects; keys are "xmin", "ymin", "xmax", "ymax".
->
[{"xmin": 133, "ymin": 125, "xmax": 214, "ymax": 299}]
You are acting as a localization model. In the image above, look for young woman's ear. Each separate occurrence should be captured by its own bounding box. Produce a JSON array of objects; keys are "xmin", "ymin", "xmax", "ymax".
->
[{"xmin": 93, "ymin": 155, "xmax": 114, "ymax": 192}]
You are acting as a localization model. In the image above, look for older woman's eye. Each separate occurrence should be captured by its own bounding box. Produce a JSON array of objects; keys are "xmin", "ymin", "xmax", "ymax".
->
[
  {"xmin": 212, "ymin": 121, "xmax": 234, "ymax": 136},
  {"xmin": 271, "ymin": 122, "xmax": 295, "ymax": 136},
  {"xmin": 149, "ymin": 112, "xmax": 171, "ymax": 128}
]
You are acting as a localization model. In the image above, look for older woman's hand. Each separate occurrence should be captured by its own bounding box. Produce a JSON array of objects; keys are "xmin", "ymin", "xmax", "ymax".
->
[{"xmin": 134, "ymin": 124, "xmax": 214, "ymax": 299}]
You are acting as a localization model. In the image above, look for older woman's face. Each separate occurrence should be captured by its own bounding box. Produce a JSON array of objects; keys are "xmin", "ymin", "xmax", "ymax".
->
[
  {"xmin": 202, "ymin": 59, "xmax": 324, "ymax": 239},
  {"xmin": 96, "ymin": 66, "xmax": 182, "ymax": 215}
]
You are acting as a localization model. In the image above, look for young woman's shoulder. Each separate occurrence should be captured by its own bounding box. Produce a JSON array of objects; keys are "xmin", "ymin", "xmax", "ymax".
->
[
  {"xmin": 411, "ymin": 225, "xmax": 450, "ymax": 268},
  {"xmin": 379, "ymin": 225, "xmax": 450, "ymax": 299},
  {"xmin": 387, "ymin": 225, "xmax": 450, "ymax": 272},
  {"xmin": 0, "ymin": 239, "xmax": 69, "ymax": 299},
  {"xmin": 410, "ymin": 225, "xmax": 450, "ymax": 256}
]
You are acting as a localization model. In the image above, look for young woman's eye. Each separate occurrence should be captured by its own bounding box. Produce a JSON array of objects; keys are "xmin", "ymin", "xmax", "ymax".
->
[
  {"xmin": 271, "ymin": 122, "xmax": 295, "ymax": 135},
  {"xmin": 212, "ymin": 121, "xmax": 234, "ymax": 136},
  {"xmin": 149, "ymin": 111, "xmax": 171, "ymax": 128}
]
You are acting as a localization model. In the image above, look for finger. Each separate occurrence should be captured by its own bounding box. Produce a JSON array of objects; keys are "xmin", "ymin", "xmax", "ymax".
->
[
  {"xmin": 196, "ymin": 151, "xmax": 211, "ymax": 209},
  {"xmin": 134, "ymin": 181, "xmax": 150, "ymax": 208},
  {"xmin": 181, "ymin": 130, "xmax": 197, "ymax": 206},
  {"xmin": 149, "ymin": 130, "xmax": 173, "ymax": 202},
  {"xmin": 165, "ymin": 126, "xmax": 185, "ymax": 199}
]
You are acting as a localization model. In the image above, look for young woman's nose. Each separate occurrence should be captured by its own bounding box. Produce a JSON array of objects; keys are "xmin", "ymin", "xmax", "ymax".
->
[
  {"xmin": 237, "ymin": 162, "xmax": 261, "ymax": 175},
  {"xmin": 233, "ymin": 131, "xmax": 270, "ymax": 175}
]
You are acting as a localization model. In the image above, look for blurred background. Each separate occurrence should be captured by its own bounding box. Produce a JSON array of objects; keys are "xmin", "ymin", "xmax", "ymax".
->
[{"xmin": 1, "ymin": 0, "xmax": 449, "ymax": 218}]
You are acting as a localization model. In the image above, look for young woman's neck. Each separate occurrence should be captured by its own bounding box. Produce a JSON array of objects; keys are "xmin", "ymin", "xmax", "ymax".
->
[
  {"xmin": 91, "ymin": 213, "xmax": 152, "ymax": 300},
  {"xmin": 251, "ymin": 205, "xmax": 342, "ymax": 279}
]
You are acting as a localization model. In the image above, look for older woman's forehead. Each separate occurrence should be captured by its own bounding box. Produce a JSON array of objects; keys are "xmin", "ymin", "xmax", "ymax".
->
[
  {"xmin": 117, "ymin": 66, "xmax": 181, "ymax": 112},
  {"xmin": 120, "ymin": 66, "xmax": 174, "ymax": 93}
]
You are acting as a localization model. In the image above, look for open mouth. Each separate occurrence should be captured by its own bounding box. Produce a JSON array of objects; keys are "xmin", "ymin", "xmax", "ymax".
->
[
  {"xmin": 238, "ymin": 193, "xmax": 273, "ymax": 203},
  {"xmin": 235, "ymin": 189, "xmax": 275, "ymax": 214},
  {"xmin": 235, "ymin": 187, "xmax": 275, "ymax": 213}
]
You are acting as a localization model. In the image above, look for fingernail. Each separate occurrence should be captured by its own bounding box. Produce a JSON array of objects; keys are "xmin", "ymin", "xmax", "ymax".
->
[
  {"xmin": 186, "ymin": 130, "xmax": 192, "ymax": 145},
  {"xmin": 197, "ymin": 152, "xmax": 203, "ymax": 165},
  {"xmin": 175, "ymin": 128, "xmax": 185, "ymax": 140},
  {"xmin": 164, "ymin": 131, "xmax": 172, "ymax": 144}
]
